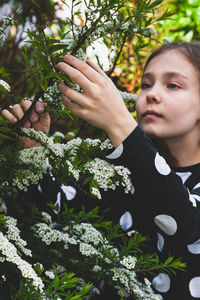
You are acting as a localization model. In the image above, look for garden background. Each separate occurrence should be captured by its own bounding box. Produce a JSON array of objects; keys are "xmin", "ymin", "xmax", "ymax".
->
[{"xmin": 0, "ymin": 0, "xmax": 199, "ymax": 299}]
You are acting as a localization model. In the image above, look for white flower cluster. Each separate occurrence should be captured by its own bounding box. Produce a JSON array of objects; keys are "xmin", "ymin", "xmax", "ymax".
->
[
  {"xmin": 0, "ymin": 79, "xmax": 10, "ymax": 92},
  {"xmin": 18, "ymin": 128, "xmax": 133, "ymax": 199},
  {"xmin": 45, "ymin": 270, "xmax": 55, "ymax": 279},
  {"xmin": 114, "ymin": 166, "xmax": 132, "ymax": 193},
  {"xmin": 44, "ymin": 83, "xmax": 66, "ymax": 111},
  {"xmin": 79, "ymin": 242, "xmax": 99, "ymax": 256},
  {"xmin": 33, "ymin": 219, "xmax": 161, "ymax": 299},
  {"xmin": 12, "ymin": 145, "xmax": 51, "ymax": 191},
  {"xmin": 41, "ymin": 212, "xmax": 52, "ymax": 224},
  {"xmin": 120, "ymin": 255, "xmax": 137, "ymax": 269},
  {"xmin": 34, "ymin": 222, "xmax": 78, "ymax": 247},
  {"xmin": 84, "ymin": 138, "xmax": 113, "ymax": 151},
  {"xmin": 84, "ymin": 158, "xmax": 132, "ymax": 197},
  {"xmin": 66, "ymin": 160, "xmax": 80, "ymax": 181},
  {"xmin": 5, "ymin": 216, "xmax": 32, "ymax": 257},
  {"xmin": 22, "ymin": 128, "xmax": 64, "ymax": 158},
  {"xmin": 99, "ymin": 139, "xmax": 113, "ymax": 151},
  {"xmin": 62, "ymin": 137, "xmax": 82, "ymax": 159},
  {"xmin": 3, "ymin": 16, "xmax": 14, "ymax": 26},
  {"xmin": 91, "ymin": 187, "xmax": 101, "ymax": 199},
  {"xmin": 73, "ymin": 223, "xmax": 103, "ymax": 246},
  {"xmin": 112, "ymin": 267, "xmax": 162, "ymax": 300},
  {"xmin": 0, "ymin": 231, "xmax": 44, "ymax": 293}
]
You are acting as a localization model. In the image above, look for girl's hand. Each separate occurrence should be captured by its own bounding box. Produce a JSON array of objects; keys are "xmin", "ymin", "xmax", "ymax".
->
[
  {"xmin": 1, "ymin": 100, "xmax": 50, "ymax": 148},
  {"xmin": 57, "ymin": 55, "xmax": 137, "ymax": 147}
]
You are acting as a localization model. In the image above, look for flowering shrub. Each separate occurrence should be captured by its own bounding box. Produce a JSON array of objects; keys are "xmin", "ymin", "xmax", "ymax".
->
[{"xmin": 0, "ymin": 1, "xmax": 185, "ymax": 299}]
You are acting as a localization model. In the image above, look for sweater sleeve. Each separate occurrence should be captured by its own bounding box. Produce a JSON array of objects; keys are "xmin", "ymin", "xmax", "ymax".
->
[{"xmin": 106, "ymin": 125, "xmax": 200, "ymax": 245}]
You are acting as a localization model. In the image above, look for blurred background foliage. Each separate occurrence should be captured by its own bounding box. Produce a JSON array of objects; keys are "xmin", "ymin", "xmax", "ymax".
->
[{"xmin": 0, "ymin": 0, "xmax": 200, "ymax": 139}]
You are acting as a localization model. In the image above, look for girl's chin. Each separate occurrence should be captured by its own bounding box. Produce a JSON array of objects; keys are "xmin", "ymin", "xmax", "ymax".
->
[{"xmin": 140, "ymin": 125, "xmax": 160, "ymax": 138}]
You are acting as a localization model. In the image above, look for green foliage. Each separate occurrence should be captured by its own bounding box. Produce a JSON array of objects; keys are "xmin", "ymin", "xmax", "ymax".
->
[{"xmin": 157, "ymin": 0, "xmax": 200, "ymax": 42}]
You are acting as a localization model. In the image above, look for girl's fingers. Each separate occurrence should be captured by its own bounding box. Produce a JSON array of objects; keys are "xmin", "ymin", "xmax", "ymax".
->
[
  {"xmin": 62, "ymin": 96, "xmax": 84, "ymax": 118},
  {"xmin": 1, "ymin": 109, "xmax": 18, "ymax": 123},
  {"xmin": 2, "ymin": 100, "xmax": 46, "ymax": 125},
  {"xmin": 35, "ymin": 102, "xmax": 47, "ymax": 113},
  {"xmin": 60, "ymin": 55, "xmax": 104, "ymax": 83},
  {"xmin": 58, "ymin": 83, "xmax": 87, "ymax": 107},
  {"xmin": 57, "ymin": 62, "xmax": 94, "ymax": 92},
  {"xmin": 11, "ymin": 104, "xmax": 24, "ymax": 120},
  {"xmin": 86, "ymin": 60, "xmax": 108, "ymax": 79},
  {"xmin": 21, "ymin": 99, "xmax": 43, "ymax": 123}
]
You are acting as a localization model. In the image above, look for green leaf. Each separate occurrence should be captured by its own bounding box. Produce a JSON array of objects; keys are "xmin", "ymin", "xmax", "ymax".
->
[
  {"xmin": 33, "ymin": 52, "xmax": 51, "ymax": 71},
  {"xmin": 48, "ymin": 44, "xmax": 69, "ymax": 54},
  {"xmin": 54, "ymin": 275, "xmax": 60, "ymax": 290}
]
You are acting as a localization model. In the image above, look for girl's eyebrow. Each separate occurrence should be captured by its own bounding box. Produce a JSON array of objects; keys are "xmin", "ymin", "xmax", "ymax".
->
[{"xmin": 142, "ymin": 71, "xmax": 188, "ymax": 81}]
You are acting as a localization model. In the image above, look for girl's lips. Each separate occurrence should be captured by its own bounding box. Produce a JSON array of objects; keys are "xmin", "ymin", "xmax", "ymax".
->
[{"xmin": 143, "ymin": 110, "xmax": 162, "ymax": 119}]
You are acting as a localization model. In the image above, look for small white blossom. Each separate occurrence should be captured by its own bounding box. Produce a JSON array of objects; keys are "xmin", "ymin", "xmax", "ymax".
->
[
  {"xmin": 41, "ymin": 212, "xmax": 52, "ymax": 224},
  {"xmin": 93, "ymin": 265, "xmax": 102, "ymax": 272},
  {"xmin": 91, "ymin": 187, "xmax": 101, "ymax": 199},
  {"xmin": 1, "ymin": 275, "xmax": 6, "ymax": 281},
  {"xmin": 45, "ymin": 270, "xmax": 55, "ymax": 279},
  {"xmin": 3, "ymin": 16, "xmax": 14, "ymax": 26},
  {"xmin": 0, "ymin": 79, "xmax": 10, "ymax": 92},
  {"xmin": 120, "ymin": 256, "xmax": 137, "ymax": 270}
]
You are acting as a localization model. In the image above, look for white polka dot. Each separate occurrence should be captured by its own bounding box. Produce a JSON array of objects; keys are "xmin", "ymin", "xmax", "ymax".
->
[
  {"xmin": 61, "ymin": 185, "xmax": 76, "ymax": 201},
  {"xmin": 152, "ymin": 273, "xmax": 171, "ymax": 293},
  {"xmin": 154, "ymin": 214, "xmax": 177, "ymax": 236},
  {"xmin": 188, "ymin": 190, "xmax": 198, "ymax": 207},
  {"xmin": 157, "ymin": 232, "xmax": 165, "ymax": 252},
  {"xmin": 154, "ymin": 153, "xmax": 171, "ymax": 175},
  {"xmin": 176, "ymin": 171, "xmax": 192, "ymax": 184},
  {"xmin": 54, "ymin": 192, "xmax": 61, "ymax": 214},
  {"xmin": 189, "ymin": 195, "xmax": 197, "ymax": 207},
  {"xmin": 37, "ymin": 184, "xmax": 43, "ymax": 193},
  {"xmin": 187, "ymin": 239, "xmax": 200, "ymax": 254},
  {"xmin": 120, "ymin": 211, "xmax": 133, "ymax": 231},
  {"xmin": 130, "ymin": 184, "xmax": 135, "ymax": 194},
  {"xmin": 194, "ymin": 182, "xmax": 200, "ymax": 189},
  {"xmin": 189, "ymin": 277, "xmax": 200, "ymax": 298},
  {"xmin": 106, "ymin": 143, "xmax": 123, "ymax": 159}
]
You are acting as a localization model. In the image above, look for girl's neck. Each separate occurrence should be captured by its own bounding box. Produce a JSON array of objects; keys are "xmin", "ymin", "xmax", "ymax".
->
[{"xmin": 156, "ymin": 133, "xmax": 200, "ymax": 168}]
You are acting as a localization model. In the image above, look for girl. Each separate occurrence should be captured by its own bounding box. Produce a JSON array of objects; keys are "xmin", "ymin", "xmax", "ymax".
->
[
  {"xmin": 56, "ymin": 42, "xmax": 200, "ymax": 300},
  {"xmin": 3, "ymin": 42, "xmax": 200, "ymax": 299}
]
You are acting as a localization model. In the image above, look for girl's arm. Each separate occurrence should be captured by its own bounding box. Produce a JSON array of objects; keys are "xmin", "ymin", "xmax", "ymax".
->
[{"xmin": 57, "ymin": 55, "xmax": 137, "ymax": 148}]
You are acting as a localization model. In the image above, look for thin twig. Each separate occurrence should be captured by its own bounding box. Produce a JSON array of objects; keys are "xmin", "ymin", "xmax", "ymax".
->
[{"xmin": 107, "ymin": 34, "xmax": 127, "ymax": 77}]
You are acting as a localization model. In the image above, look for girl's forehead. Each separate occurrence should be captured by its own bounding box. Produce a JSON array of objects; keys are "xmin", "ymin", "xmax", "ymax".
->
[{"xmin": 145, "ymin": 49, "xmax": 198, "ymax": 77}]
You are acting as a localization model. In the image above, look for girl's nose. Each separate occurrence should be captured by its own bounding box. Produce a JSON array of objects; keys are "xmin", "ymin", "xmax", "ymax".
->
[{"xmin": 146, "ymin": 87, "xmax": 161, "ymax": 103}]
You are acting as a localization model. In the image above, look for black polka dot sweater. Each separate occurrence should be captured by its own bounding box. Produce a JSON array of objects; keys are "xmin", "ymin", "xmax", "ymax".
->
[{"xmin": 106, "ymin": 125, "xmax": 200, "ymax": 299}]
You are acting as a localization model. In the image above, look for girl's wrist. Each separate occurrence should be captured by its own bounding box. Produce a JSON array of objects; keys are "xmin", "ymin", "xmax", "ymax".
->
[{"xmin": 107, "ymin": 114, "xmax": 137, "ymax": 148}]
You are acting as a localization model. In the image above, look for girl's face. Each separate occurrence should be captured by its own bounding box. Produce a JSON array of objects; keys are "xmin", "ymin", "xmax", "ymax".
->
[{"xmin": 136, "ymin": 49, "xmax": 200, "ymax": 143}]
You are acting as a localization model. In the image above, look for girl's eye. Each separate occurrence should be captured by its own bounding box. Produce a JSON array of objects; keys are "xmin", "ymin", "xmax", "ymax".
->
[
  {"xmin": 168, "ymin": 83, "xmax": 180, "ymax": 89},
  {"xmin": 141, "ymin": 82, "xmax": 151, "ymax": 89}
]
